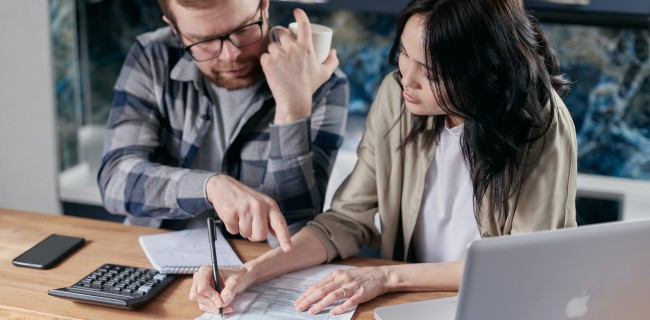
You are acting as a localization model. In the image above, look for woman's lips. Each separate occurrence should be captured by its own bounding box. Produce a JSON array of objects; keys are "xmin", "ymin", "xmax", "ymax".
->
[{"xmin": 403, "ymin": 90, "xmax": 419, "ymax": 104}]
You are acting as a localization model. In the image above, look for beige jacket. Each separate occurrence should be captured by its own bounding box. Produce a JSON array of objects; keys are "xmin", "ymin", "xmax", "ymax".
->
[{"xmin": 306, "ymin": 72, "xmax": 578, "ymax": 262}]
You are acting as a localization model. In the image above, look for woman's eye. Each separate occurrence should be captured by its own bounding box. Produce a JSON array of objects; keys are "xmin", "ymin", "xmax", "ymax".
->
[
  {"xmin": 422, "ymin": 68, "xmax": 435, "ymax": 81},
  {"xmin": 399, "ymin": 45, "xmax": 408, "ymax": 56}
]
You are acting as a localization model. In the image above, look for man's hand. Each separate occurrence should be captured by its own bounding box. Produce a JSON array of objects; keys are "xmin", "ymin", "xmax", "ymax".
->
[
  {"xmin": 261, "ymin": 8, "xmax": 339, "ymax": 124},
  {"xmin": 206, "ymin": 175, "xmax": 292, "ymax": 252}
]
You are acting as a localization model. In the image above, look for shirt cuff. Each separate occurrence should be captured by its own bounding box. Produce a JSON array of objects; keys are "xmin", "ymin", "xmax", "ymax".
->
[
  {"xmin": 269, "ymin": 117, "xmax": 311, "ymax": 159},
  {"xmin": 176, "ymin": 170, "xmax": 215, "ymax": 214},
  {"xmin": 304, "ymin": 223, "xmax": 340, "ymax": 263}
]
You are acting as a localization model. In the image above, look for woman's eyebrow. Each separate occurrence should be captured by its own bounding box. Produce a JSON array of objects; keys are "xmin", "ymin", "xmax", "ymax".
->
[{"xmin": 400, "ymin": 42, "xmax": 429, "ymax": 69}]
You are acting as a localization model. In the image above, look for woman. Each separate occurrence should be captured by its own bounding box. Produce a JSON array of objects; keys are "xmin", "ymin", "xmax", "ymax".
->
[{"xmin": 190, "ymin": 0, "xmax": 577, "ymax": 315}]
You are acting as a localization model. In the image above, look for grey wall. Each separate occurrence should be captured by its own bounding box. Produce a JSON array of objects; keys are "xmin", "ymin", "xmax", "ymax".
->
[{"xmin": 0, "ymin": 0, "xmax": 61, "ymax": 214}]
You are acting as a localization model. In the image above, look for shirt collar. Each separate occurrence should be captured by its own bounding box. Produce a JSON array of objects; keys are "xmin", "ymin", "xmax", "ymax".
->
[{"xmin": 170, "ymin": 52, "xmax": 201, "ymax": 83}]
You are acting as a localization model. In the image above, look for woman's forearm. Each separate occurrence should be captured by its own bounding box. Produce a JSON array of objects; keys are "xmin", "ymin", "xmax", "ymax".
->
[
  {"xmin": 381, "ymin": 260, "xmax": 464, "ymax": 292},
  {"xmin": 244, "ymin": 228, "xmax": 329, "ymax": 285},
  {"xmin": 243, "ymin": 229, "xmax": 463, "ymax": 294}
]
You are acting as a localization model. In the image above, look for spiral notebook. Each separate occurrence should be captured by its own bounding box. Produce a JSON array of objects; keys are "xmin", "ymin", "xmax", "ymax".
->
[{"xmin": 138, "ymin": 228, "xmax": 243, "ymax": 274}]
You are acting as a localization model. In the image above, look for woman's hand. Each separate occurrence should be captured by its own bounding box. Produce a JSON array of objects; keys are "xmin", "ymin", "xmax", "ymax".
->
[
  {"xmin": 294, "ymin": 266, "xmax": 390, "ymax": 315},
  {"xmin": 189, "ymin": 265, "xmax": 255, "ymax": 315}
]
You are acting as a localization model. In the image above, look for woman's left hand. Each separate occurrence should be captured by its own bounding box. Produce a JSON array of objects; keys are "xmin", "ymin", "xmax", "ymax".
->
[{"xmin": 294, "ymin": 266, "xmax": 389, "ymax": 315}]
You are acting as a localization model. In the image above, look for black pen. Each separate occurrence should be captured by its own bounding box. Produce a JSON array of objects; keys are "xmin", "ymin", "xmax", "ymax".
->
[{"xmin": 207, "ymin": 218, "xmax": 225, "ymax": 320}]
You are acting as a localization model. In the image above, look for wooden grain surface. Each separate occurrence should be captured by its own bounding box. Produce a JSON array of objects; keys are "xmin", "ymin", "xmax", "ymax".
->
[{"xmin": 0, "ymin": 208, "xmax": 454, "ymax": 319}]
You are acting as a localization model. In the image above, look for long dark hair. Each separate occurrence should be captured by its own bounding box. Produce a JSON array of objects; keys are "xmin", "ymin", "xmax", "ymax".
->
[{"xmin": 389, "ymin": 0, "xmax": 570, "ymax": 224}]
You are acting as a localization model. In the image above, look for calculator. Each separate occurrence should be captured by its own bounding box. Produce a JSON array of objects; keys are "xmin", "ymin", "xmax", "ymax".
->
[{"xmin": 48, "ymin": 263, "xmax": 176, "ymax": 310}]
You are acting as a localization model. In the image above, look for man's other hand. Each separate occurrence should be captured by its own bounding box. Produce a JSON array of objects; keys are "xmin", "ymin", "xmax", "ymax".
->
[{"xmin": 261, "ymin": 8, "xmax": 339, "ymax": 124}]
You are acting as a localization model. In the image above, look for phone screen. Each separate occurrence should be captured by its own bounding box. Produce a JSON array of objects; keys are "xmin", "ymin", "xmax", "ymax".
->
[{"xmin": 12, "ymin": 234, "xmax": 85, "ymax": 269}]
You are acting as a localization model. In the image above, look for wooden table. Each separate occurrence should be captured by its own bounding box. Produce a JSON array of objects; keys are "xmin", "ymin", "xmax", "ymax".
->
[{"xmin": 0, "ymin": 208, "xmax": 454, "ymax": 319}]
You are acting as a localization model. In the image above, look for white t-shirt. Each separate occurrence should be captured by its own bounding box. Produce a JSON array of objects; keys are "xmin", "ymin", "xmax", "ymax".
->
[{"xmin": 412, "ymin": 124, "xmax": 480, "ymax": 263}]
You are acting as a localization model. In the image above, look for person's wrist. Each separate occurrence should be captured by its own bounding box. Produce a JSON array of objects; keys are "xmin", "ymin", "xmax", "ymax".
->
[
  {"xmin": 206, "ymin": 174, "xmax": 226, "ymax": 205},
  {"xmin": 241, "ymin": 260, "xmax": 263, "ymax": 287},
  {"xmin": 274, "ymin": 111, "xmax": 310, "ymax": 123},
  {"xmin": 379, "ymin": 265, "xmax": 398, "ymax": 293},
  {"xmin": 273, "ymin": 99, "xmax": 311, "ymax": 124}
]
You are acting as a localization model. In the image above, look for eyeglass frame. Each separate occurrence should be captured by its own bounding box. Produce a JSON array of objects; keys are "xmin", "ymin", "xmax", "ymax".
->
[{"xmin": 177, "ymin": 0, "xmax": 265, "ymax": 62}]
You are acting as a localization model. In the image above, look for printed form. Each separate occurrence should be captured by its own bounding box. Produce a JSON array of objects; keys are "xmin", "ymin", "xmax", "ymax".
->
[{"xmin": 195, "ymin": 264, "xmax": 357, "ymax": 320}]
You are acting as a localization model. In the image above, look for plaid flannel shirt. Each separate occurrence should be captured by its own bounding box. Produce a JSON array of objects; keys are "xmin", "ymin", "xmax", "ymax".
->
[{"xmin": 98, "ymin": 27, "xmax": 349, "ymax": 226}]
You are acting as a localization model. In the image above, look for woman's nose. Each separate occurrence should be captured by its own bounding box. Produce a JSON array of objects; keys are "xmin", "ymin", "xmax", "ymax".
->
[{"xmin": 401, "ymin": 66, "xmax": 419, "ymax": 89}]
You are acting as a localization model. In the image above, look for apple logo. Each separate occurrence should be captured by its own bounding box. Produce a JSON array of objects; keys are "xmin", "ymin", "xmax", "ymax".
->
[{"xmin": 566, "ymin": 292, "xmax": 590, "ymax": 318}]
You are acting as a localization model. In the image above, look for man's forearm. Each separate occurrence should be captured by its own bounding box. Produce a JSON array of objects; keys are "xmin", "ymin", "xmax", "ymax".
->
[
  {"xmin": 99, "ymin": 153, "xmax": 214, "ymax": 218},
  {"xmin": 263, "ymin": 118, "xmax": 322, "ymax": 212}
]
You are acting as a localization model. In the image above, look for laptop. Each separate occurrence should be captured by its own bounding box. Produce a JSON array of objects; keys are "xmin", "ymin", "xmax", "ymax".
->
[{"xmin": 375, "ymin": 219, "xmax": 650, "ymax": 320}]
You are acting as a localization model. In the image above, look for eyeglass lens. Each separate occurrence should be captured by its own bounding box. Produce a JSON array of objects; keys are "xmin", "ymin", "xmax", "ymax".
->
[{"xmin": 188, "ymin": 22, "xmax": 262, "ymax": 61}]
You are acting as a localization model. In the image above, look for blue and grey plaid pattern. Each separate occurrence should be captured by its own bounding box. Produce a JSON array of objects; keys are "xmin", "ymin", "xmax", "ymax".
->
[{"xmin": 98, "ymin": 27, "xmax": 349, "ymax": 223}]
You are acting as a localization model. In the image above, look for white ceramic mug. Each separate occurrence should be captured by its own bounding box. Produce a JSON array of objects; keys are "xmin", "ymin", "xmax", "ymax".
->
[{"xmin": 288, "ymin": 22, "xmax": 333, "ymax": 63}]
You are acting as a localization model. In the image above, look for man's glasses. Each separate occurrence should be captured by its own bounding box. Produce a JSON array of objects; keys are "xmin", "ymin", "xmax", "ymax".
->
[{"xmin": 180, "ymin": 1, "xmax": 264, "ymax": 62}]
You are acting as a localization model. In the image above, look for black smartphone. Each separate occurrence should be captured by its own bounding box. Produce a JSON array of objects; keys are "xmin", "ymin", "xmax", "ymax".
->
[{"xmin": 12, "ymin": 234, "xmax": 85, "ymax": 269}]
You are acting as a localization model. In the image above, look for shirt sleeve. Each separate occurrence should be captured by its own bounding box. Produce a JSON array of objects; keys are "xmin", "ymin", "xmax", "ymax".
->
[
  {"xmin": 261, "ymin": 69, "xmax": 350, "ymax": 216},
  {"xmin": 98, "ymin": 41, "xmax": 214, "ymax": 220}
]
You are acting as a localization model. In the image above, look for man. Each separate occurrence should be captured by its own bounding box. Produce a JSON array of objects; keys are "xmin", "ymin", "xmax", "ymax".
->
[{"xmin": 98, "ymin": 0, "xmax": 349, "ymax": 251}]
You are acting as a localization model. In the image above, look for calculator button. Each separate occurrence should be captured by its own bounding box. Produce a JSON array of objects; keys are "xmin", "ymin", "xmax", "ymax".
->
[
  {"xmin": 137, "ymin": 285, "xmax": 153, "ymax": 294},
  {"xmin": 152, "ymin": 274, "xmax": 167, "ymax": 282}
]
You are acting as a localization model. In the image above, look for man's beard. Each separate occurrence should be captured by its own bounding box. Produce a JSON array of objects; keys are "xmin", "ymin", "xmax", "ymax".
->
[{"xmin": 201, "ymin": 56, "xmax": 264, "ymax": 90}]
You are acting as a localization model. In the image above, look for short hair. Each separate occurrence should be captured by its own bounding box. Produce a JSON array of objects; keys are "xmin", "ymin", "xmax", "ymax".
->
[{"xmin": 157, "ymin": 0, "xmax": 214, "ymax": 25}]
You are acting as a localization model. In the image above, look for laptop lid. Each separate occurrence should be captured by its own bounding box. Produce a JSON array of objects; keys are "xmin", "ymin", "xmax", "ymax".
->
[
  {"xmin": 460, "ymin": 218, "xmax": 650, "ymax": 320},
  {"xmin": 375, "ymin": 219, "xmax": 650, "ymax": 320}
]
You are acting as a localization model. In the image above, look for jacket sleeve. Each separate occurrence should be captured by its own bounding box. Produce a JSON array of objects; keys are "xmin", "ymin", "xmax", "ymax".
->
[
  {"xmin": 304, "ymin": 74, "xmax": 397, "ymax": 262},
  {"xmin": 98, "ymin": 42, "xmax": 213, "ymax": 220},
  {"xmin": 261, "ymin": 69, "xmax": 350, "ymax": 216}
]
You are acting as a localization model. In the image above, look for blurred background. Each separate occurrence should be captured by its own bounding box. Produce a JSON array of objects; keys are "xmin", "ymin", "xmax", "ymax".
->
[{"xmin": 1, "ymin": 0, "xmax": 649, "ymax": 226}]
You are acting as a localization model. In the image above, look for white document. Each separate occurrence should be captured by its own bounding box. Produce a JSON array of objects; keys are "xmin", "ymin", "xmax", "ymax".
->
[
  {"xmin": 139, "ymin": 228, "xmax": 242, "ymax": 274},
  {"xmin": 195, "ymin": 264, "xmax": 357, "ymax": 320}
]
